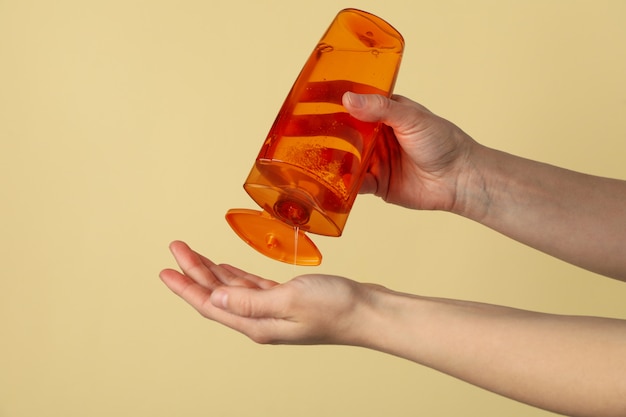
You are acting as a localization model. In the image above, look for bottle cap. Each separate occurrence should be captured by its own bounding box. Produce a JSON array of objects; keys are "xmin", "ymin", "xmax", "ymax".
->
[{"xmin": 225, "ymin": 208, "xmax": 322, "ymax": 266}]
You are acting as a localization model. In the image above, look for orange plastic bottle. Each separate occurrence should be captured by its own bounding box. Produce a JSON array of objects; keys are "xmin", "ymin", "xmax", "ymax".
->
[{"xmin": 226, "ymin": 8, "xmax": 404, "ymax": 265}]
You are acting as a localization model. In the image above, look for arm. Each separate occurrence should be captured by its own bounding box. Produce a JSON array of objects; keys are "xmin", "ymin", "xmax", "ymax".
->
[
  {"xmin": 343, "ymin": 93, "xmax": 626, "ymax": 280},
  {"xmin": 366, "ymin": 288, "xmax": 626, "ymax": 417},
  {"xmin": 159, "ymin": 241, "xmax": 626, "ymax": 417},
  {"xmin": 456, "ymin": 144, "xmax": 626, "ymax": 280}
]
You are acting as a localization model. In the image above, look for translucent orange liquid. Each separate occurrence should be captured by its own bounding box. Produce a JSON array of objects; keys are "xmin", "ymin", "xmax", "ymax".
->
[{"xmin": 245, "ymin": 82, "xmax": 385, "ymax": 236}]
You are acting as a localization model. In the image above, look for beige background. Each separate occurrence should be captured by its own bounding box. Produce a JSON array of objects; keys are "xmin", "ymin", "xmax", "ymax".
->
[{"xmin": 1, "ymin": 1, "xmax": 625, "ymax": 416}]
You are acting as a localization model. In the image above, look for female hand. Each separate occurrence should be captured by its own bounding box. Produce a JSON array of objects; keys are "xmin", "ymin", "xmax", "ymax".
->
[
  {"xmin": 159, "ymin": 240, "xmax": 376, "ymax": 345},
  {"xmin": 343, "ymin": 92, "xmax": 476, "ymax": 212}
]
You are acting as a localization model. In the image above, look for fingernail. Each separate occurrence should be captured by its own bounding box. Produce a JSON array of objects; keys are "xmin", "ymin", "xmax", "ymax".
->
[
  {"xmin": 211, "ymin": 289, "xmax": 228, "ymax": 309},
  {"xmin": 345, "ymin": 91, "xmax": 365, "ymax": 108}
]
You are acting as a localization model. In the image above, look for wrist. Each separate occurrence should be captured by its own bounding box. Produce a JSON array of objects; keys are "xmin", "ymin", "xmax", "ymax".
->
[
  {"xmin": 449, "ymin": 141, "xmax": 500, "ymax": 223},
  {"xmin": 346, "ymin": 284, "xmax": 424, "ymax": 355}
]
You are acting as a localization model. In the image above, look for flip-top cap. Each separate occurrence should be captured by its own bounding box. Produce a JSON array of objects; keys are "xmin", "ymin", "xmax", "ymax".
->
[{"xmin": 225, "ymin": 208, "xmax": 322, "ymax": 266}]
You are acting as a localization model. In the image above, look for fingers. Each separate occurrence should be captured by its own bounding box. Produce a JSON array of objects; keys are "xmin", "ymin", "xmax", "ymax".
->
[
  {"xmin": 168, "ymin": 241, "xmax": 222, "ymax": 289},
  {"xmin": 342, "ymin": 91, "xmax": 393, "ymax": 123},
  {"xmin": 159, "ymin": 268, "xmax": 214, "ymax": 314},
  {"xmin": 342, "ymin": 92, "xmax": 430, "ymax": 134},
  {"xmin": 207, "ymin": 264, "xmax": 262, "ymax": 289},
  {"xmin": 359, "ymin": 173, "xmax": 378, "ymax": 195},
  {"xmin": 216, "ymin": 264, "xmax": 279, "ymax": 290},
  {"xmin": 210, "ymin": 279, "xmax": 285, "ymax": 319},
  {"xmin": 208, "ymin": 265, "xmax": 274, "ymax": 317},
  {"xmin": 159, "ymin": 267, "xmax": 262, "ymax": 336},
  {"xmin": 167, "ymin": 241, "xmax": 273, "ymax": 290},
  {"xmin": 160, "ymin": 242, "xmax": 293, "ymax": 344},
  {"xmin": 164, "ymin": 240, "xmax": 278, "ymax": 306},
  {"xmin": 158, "ymin": 265, "xmax": 265, "ymax": 317}
]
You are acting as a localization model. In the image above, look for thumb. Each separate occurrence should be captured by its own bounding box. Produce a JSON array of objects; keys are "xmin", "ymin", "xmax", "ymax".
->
[
  {"xmin": 343, "ymin": 92, "xmax": 428, "ymax": 134},
  {"xmin": 210, "ymin": 286, "xmax": 281, "ymax": 319},
  {"xmin": 342, "ymin": 91, "xmax": 393, "ymax": 123}
]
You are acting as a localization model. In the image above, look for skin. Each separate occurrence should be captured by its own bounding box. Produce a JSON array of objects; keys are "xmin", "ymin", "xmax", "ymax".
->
[{"xmin": 160, "ymin": 92, "xmax": 626, "ymax": 417}]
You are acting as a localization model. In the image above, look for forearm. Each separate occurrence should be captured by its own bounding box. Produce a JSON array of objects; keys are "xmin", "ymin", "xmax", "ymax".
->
[
  {"xmin": 454, "ymin": 143, "xmax": 626, "ymax": 280},
  {"xmin": 356, "ymin": 287, "xmax": 626, "ymax": 417}
]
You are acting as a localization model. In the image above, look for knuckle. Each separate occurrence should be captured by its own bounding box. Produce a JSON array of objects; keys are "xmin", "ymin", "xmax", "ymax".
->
[{"xmin": 233, "ymin": 294, "xmax": 254, "ymax": 317}]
